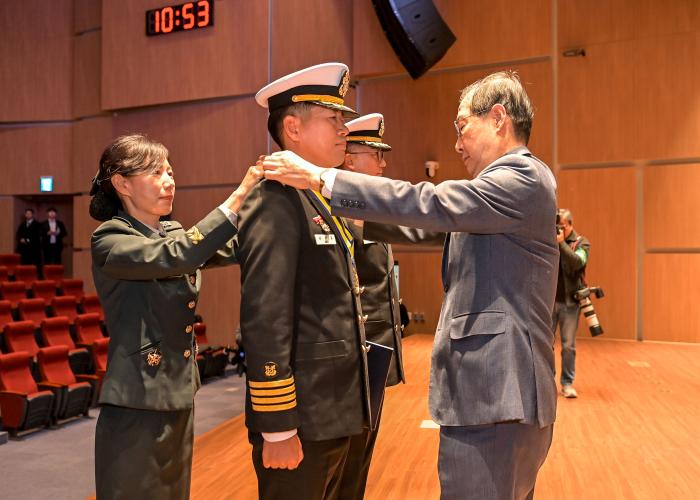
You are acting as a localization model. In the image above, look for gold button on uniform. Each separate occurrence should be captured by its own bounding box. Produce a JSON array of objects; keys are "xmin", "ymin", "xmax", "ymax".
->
[
  {"xmin": 188, "ymin": 300, "xmax": 196, "ymax": 309},
  {"xmin": 184, "ymin": 349, "xmax": 191, "ymax": 358},
  {"xmin": 185, "ymin": 325, "xmax": 193, "ymax": 334}
]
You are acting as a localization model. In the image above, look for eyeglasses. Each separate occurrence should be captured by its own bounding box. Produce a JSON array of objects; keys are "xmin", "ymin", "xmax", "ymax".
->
[
  {"xmin": 348, "ymin": 150, "xmax": 384, "ymax": 162},
  {"xmin": 454, "ymin": 109, "xmax": 489, "ymax": 139}
]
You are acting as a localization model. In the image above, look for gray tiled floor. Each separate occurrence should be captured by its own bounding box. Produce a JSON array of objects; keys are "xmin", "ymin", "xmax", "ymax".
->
[{"xmin": 0, "ymin": 368, "xmax": 247, "ymax": 500}]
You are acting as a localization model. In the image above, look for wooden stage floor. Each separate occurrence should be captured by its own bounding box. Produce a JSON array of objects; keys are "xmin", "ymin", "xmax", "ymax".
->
[{"xmin": 190, "ymin": 334, "xmax": 700, "ymax": 499}]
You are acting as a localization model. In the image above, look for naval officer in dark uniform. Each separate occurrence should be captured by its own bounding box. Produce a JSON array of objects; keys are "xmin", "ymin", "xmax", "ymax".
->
[
  {"xmin": 236, "ymin": 63, "xmax": 372, "ymax": 500},
  {"xmin": 89, "ymin": 134, "xmax": 261, "ymax": 499},
  {"xmin": 336, "ymin": 113, "xmax": 405, "ymax": 500}
]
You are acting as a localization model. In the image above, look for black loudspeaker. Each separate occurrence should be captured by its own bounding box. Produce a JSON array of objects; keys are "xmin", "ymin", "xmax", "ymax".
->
[{"xmin": 371, "ymin": 0, "xmax": 456, "ymax": 79}]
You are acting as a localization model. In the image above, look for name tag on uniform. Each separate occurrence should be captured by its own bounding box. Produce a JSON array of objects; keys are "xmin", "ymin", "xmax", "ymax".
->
[{"xmin": 315, "ymin": 234, "xmax": 337, "ymax": 245}]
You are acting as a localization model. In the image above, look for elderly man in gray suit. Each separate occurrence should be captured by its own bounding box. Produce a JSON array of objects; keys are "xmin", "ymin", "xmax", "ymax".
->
[{"xmin": 261, "ymin": 71, "xmax": 558, "ymax": 500}]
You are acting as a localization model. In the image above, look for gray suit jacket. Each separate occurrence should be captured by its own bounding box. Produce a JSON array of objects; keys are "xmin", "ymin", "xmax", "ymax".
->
[{"xmin": 330, "ymin": 146, "xmax": 558, "ymax": 428}]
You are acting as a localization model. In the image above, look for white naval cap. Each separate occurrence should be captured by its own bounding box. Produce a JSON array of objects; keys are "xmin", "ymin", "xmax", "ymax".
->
[
  {"xmin": 345, "ymin": 113, "xmax": 391, "ymax": 151},
  {"xmin": 255, "ymin": 62, "xmax": 357, "ymax": 117}
]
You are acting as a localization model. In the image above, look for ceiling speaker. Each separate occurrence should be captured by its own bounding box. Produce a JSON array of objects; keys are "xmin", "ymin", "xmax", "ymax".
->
[{"xmin": 371, "ymin": 0, "xmax": 457, "ymax": 79}]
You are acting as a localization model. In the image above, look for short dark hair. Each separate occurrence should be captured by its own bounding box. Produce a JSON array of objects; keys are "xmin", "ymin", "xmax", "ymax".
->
[
  {"xmin": 25, "ymin": 208, "xmax": 34, "ymax": 214},
  {"xmin": 558, "ymin": 208, "xmax": 573, "ymax": 224},
  {"xmin": 267, "ymin": 102, "xmax": 314, "ymax": 149},
  {"xmin": 458, "ymin": 71, "xmax": 534, "ymax": 144},
  {"xmin": 89, "ymin": 134, "xmax": 169, "ymax": 221},
  {"xmin": 47, "ymin": 207, "xmax": 57, "ymax": 213}
]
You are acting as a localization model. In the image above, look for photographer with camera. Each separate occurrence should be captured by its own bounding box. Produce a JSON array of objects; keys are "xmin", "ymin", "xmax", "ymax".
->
[{"xmin": 553, "ymin": 208, "xmax": 591, "ymax": 399}]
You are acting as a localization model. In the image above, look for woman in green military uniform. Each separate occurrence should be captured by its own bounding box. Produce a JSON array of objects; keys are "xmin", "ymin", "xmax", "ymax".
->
[{"xmin": 89, "ymin": 134, "xmax": 261, "ymax": 499}]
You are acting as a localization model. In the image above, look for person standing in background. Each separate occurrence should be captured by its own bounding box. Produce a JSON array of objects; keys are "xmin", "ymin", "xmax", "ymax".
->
[
  {"xmin": 336, "ymin": 113, "xmax": 405, "ymax": 500},
  {"xmin": 41, "ymin": 207, "xmax": 68, "ymax": 265},
  {"xmin": 16, "ymin": 208, "xmax": 42, "ymax": 269}
]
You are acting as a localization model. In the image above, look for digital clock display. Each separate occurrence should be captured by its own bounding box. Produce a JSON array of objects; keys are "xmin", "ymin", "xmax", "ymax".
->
[{"xmin": 146, "ymin": 0, "xmax": 214, "ymax": 36}]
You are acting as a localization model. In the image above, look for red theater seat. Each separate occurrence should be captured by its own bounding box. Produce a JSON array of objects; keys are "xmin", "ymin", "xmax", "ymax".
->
[
  {"xmin": 74, "ymin": 313, "xmax": 104, "ymax": 346},
  {"xmin": 31, "ymin": 280, "xmax": 57, "ymax": 301},
  {"xmin": 0, "ymin": 266, "xmax": 8, "ymax": 282},
  {"xmin": 37, "ymin": 346, "xmax": 94, "ymax": 418},
  {"xmin": 80, "ymin": 294, "xmax": 105, "ymax": 322},
  {"xmin": 13, "ymin": 265, "xmax": 38, "ymax": 285},
  {"xmin": 0, "ymin": 351, "xmax": 55, "ymax": 435},
  {"xmin": 3, "ymin": 321, "xmax": 41, "ymax": 358},
  {"xmin": 18, "ymin": 298, "xmax": 47, "ymax": 329},
  {"xmin": 0, "ymin": 254, "xmax": 21, "ymax": 276},
  {"xmin": 42, "ymin": 264, "xmax": 64, "ymax": 281},
  {"xmin": 41, "ymin": 317, "xmax": 91, "ymax": 375},
  {"xmin": 0, "ymin": 300, "xmax": 13, "ymax": 327},
  {"xmin": 50, "ymin": 296, "xmax": 79, "ymax": 324},
  {"xmin": 59, "ymin": 279, "xmax": 84, "ymax": 300},
  {"xmin": 1, "ymin": 281, "xmax": 28, "ymax": 309}
]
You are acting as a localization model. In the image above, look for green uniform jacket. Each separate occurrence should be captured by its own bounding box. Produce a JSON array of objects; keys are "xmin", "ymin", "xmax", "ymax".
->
[
  {"xmin": 91, "ymin": 209, "xmax": 238, "ymax": 411},
  {"xmin": 352, "ymin": 231, "xmax": 405, "ymax": 387},
  {"xmin": 236, "ymin": 180, "xmax": 370, "ymax": 441}
]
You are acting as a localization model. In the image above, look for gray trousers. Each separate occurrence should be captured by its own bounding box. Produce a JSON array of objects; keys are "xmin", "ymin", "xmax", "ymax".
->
[
  {"xmin": 552, "ymin": 302, "xmax": 579, "ymax": 386},
  {"xmin": 438, "ymin": 422, "xmax": 553, "ymax": 500}
]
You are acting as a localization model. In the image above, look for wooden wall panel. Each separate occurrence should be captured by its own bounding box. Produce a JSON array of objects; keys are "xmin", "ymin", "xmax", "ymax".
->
[
  {"xmin": 270, "ymin": 0, "xmax": 353, "ymax": 80},
  {"xmin": 559, "ymin": 0, "xmax": 700, "ymax": 49},
  {"xmin": 72, "ymin": 116, "xmax": 114, "ymax": 193},
  {"xmin": 644, "ymin": 163, "xmax": 700, "ymax": 249},
  {"xmin": 643, "ymin": 254, "xmax": 700, "ymax": 343},
  {"xmin": 358, "ymin": 61, "xmax": 553, "ymax": 184},
  {"xmin": 0, "ymin": 125, "xmax": 73, "ymax": 195},
  {"xmin": 558, "ymin": 41, "xmax": 638, "ymax": 165},
  {"xmin": 636, "ymin": 32, "xmax": 700, "ymax": 161},
  {"xmin": 353, "ymin": 0, "xmax": 551, "ymax": 78},
  {"xmin": 71, "ymin": 249, "xmax": 96, "ymax": 294},
  {"xmin": 557, "ymin": 167, "xmax": 637, "ymax": 339},
  {"xmin": 73, "ymin": 31, "xmax": 102, "ymax": 118},
  {"xmin": 74, "ymin": 0, "xmax": 101, "ymax": 34},
  {"xmin": 0, "ymin": 198, "xmax": 15, "ymax": 254},
  {"xmin": 101, "ymin": 0, "xmax": 269, "ymax": 110},
  {"xmin": 0, "ymin": 0, "xmax": 73, "ymax": 121},
  {"xmin": 392, "ymin": 251, "xmax": 443, "ymax": 335},
  {"xmin": 112, "ymin": 97, "xmax": 267, "ymax": 187},
  {"xmin": 73, "ymin": 194, "xmax": 99, "ymax": 250}
]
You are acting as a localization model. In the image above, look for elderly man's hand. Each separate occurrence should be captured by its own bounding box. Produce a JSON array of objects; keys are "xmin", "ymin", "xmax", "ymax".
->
[
  {"xmin": 260, "ymin": 151, "xmax": 325, "ymax": 191},
  {"xmin": 262, "ymin": 434, "xmax": 304, "ymax": 470}
]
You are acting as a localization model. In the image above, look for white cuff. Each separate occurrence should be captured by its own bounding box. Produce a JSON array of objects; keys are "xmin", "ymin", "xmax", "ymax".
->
[
  {"xmin": 321, "ymin": 169, "xmax": 338, "ymax": 199},
  {"xmin": 262, "ymin": 429, "xmax": 298, "ymax": 442},
  {"xmin": 217, "ymin": 204, "xmax": 238, "ymax": 227}
]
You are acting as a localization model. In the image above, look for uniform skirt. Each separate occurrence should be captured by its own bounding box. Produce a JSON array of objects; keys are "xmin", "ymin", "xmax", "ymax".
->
[{"xmin": 95, "ymin": 405, "xmax": 194, "ymax": 500}]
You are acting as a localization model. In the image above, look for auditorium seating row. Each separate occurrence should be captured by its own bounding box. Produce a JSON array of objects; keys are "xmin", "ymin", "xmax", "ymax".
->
[
  {"xmin": 0, "ymin": 278, "xmax": 86, "ymax": 306},
  {"xmin": 0, "ymin": 258, "xmax": 65, "ymax": 282},
  {"xmin": 0, "ymin": 295, "xmax": 105, "ymax": 330},
  {"xmin": 0, "ymin": 315, "xmax": 109, "ymax": 435}
]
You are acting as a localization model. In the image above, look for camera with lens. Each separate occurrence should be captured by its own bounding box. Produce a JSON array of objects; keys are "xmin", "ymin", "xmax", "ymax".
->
[
  {"xmin": 573, "ymin": 286, "xmax": 605, "ymax": 336},
  {"xmin": 555, "ymin": 212, "xmax": 564, "ymax": 236}
]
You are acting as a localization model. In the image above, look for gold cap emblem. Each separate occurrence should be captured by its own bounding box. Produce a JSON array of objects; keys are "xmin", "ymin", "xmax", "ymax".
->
[
  {"xmin": 378, "ymin": 119, "xmax": 385, "ymax": 137},
  {"xmin": 339, "ymin": 70, "xmax": 350, "ymax": 98},
  {"xmin": 264, "ymin": 362, "xmax": 278, "ymax": 377}
]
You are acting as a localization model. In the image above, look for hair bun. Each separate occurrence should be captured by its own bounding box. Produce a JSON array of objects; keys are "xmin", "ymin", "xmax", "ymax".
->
[{"xmin": 89, "ymin": 190, "xmax": 119, "ymax": 222}]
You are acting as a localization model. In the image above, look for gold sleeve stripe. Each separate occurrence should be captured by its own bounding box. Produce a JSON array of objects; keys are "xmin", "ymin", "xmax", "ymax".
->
[
  {"xmin": 347, "ymin": 136, "xmax": 382, "ymax": 143},
  {"xmin": 292, "ymin": 94, "xmax": 344, "ymax": 106},
  {"xmin": 252, "ymin": 400, "xmax": 297, "ymax": 412},
  {"xmin": 249, "ymin": 384, "xmax": 296, "ymax": 397},
  {"xmin": 250, "ymin": 393, "xmax": 296, "ymax": 405},
  {"xmin": 248, "ymin": 376, "xmax": 294, "ymax": 389}
]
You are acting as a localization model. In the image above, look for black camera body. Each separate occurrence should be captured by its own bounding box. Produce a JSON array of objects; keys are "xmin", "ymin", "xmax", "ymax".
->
[{"xmin": 573, "ymin": 286, "xmax": 605, "ymax": 336}]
